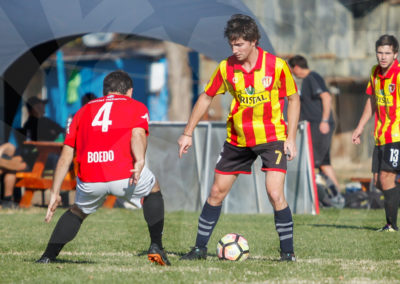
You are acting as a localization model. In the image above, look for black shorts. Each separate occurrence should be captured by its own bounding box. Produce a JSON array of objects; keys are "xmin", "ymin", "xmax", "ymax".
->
[
  {"xmin": 215, "ymin": 141, "xmax": 287, "ymax": 175},
  {"xmin": 372, "ymin": 142, "xmax": 400, "ymax": 173},
  {"xmin": 309, "ymin": 122, "xmax": 334, "ymax": 168}
]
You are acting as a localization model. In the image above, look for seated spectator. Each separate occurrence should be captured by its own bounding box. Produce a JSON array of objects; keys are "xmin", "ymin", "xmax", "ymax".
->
[
  {"xmin": 0, "ymin": 143, "xmax": 26, "ymax": 208},
  {"xmin": 1, "ymin": 97, "xmax": 64, "ymax": 208}
]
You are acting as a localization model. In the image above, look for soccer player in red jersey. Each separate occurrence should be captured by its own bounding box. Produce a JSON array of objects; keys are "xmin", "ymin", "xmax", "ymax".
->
[
  {"xmin": 178, "ymin": 14, "xmax": 300, "ymax": 261},
  {"xmin": 36, "ymin": 71, "xmax": 170, "ymax": 265},
  {"xmin": 352, "ymin": 35, "xmax": 400, "ymax": 232}
]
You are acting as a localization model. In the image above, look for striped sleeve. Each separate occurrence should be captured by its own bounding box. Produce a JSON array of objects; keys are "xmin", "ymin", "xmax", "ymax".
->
[
  {"xmin": 204, "ymin": 61, "xmax": 228, "ymax": 97},
  {"xmin": 277, "ymin": 59, "xmax": 297, "ymax": 98},
  {"xmin": 366, "ymin": 65, "xmax": 378, "ymax": 95}
]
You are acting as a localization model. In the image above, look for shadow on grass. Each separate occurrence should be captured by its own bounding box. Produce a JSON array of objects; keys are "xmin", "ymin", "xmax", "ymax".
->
[
  {"xmin": 137, "ymin": 250, "xmax": 280, "ymax": 262},
  {"xmin": 138, "ymin": 250, "xmax": 218, "ymax": 258},
  {"xmin": 307, "ymin": 224, "xmax": 377, "ymax": 231},
  {"xmin": 28, "ymin": 258, "xmax": 96, "ymax": 264}
]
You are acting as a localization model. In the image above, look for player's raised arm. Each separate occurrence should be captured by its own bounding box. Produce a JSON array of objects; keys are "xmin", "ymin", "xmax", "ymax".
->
[
  {"xmin": 45, "ymin": 145, "xmax": 74, "ymax": 223},
  {"xmin": 178, "ymin": 92, "xmax": 213, "ymax": 158}
]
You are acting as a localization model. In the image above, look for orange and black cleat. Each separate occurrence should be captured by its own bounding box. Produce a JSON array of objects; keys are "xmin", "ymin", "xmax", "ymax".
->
[{"xmin": 147, "ymin": 243, "xmax": 171, "ymax": 266}]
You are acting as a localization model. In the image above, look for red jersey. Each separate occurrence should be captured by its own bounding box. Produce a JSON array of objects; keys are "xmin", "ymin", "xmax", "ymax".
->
[
  {"xmin": 366, "ymin": 59, "xmax": 400, "ymax": 146},
  {"xmin": 64, "ymin": 94, "xmax": 149, "ymax": 182},
  {"xmin": 205, "ymin": 47, "xmax": 297, "ymax": 147}
]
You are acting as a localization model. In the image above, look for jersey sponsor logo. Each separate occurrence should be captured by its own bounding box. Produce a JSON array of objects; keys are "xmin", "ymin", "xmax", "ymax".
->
[
  {"xmin": 262, "ymin": 76, "xmax": 272, "ymax": 88},
  {"xmin": 245, "ymin": 85, "xmax": 255, "ymax": 95},
  {"xmin": 389, "ymin": 83, "xmax": 396, "ymax": 93},
  {"xmin": 237, "ymin": 90, "xmax": 270, "ymax": 106},
  {"xmin": 87, "ymin": 150, "xmax": 115, "ymax": 163},
  {"xmin": 376, "ymin": 93, "xmax": 393, "ymax": 106}
]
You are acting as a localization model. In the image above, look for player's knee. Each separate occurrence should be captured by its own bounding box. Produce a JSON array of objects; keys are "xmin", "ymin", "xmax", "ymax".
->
[
  {"xmin": 70, "ymin": 204, "xmax": 88, "ymax": 220},
  {"xmin": 378, "ymin": 172, "xmax": 396, "ymax": 189},
  {"xmin": 150, "ymin": 179, "xmax": 160, "ymax": 193},
  {"xmin": 207, "ymin": 186, "xmax": 225, "ymax": 204},
  {"xmin": 268, "ymin": 190, "xmax": 285, "ymax": 204}
]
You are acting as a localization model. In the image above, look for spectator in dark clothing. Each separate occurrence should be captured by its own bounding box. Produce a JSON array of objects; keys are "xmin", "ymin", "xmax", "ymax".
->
[
  {"xmin": 1, "ymin": 96, "xmax": 64, "ymax": 209},
  {"xmin": 288, "ymin": 55, "xmax": 344, "ymax": 206}
]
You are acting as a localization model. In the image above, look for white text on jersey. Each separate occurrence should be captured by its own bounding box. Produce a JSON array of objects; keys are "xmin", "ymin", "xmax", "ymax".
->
[{"xmin": 87, "ymin": 150, "xmax": 115, "ymax": 163}]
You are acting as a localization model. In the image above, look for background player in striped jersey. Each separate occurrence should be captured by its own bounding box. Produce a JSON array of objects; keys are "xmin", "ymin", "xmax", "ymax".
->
[
  {"xmin": 36, "ymin": 70, "xmax": 170, "ymax": 265},
  {"xmin": 352, "ymin": 34, "xmax": 400, "ymax": 232},
  {"xmin": 178, "ymin": 14, "xmax": 300, "ymax": 261}
]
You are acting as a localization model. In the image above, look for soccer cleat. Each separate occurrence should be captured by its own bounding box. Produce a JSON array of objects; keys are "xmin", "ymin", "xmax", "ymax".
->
[
  {"xmin": 280, "ymin": 251, "xmax": 296, "ymax": 262},
  {"xmin": 377, "ymin": 224, "xmax": 398, "ymax": 232},
  {"xmin": 180, "ymin": 246, "xmax": 207, "ymax": 260},
  {"xmin": 147, "ymin": 243, "xmax": 171, "ymax": 266},
  {"xmin": 35, "ymin": 256, "xmax": 53, "ymax": 263}
]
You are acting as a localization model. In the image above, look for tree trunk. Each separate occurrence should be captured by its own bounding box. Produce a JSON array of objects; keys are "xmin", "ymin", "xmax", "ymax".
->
[{"xmin": 165, "ymin": 42, "xmax": 193, "ymax": 121}]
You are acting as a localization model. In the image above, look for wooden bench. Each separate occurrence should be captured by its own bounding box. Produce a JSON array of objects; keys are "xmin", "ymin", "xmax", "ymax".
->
[{"xmin": 15, "ymin": 141, "xmax": 116, "ymax": 208}]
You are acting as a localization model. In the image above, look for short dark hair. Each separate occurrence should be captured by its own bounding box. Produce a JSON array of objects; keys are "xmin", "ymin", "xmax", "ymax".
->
[
  {"xmin": 376, "ymin": 34, "xmax": 399, "ymax": 53},
  {"xmin": 224, "ymin": 14, "xmax": 260, "ymax": 45},
  {"xmin": 288, "ymin": 55, "xmax": 308, "ymax": 69},
  {"xmin": 103, "ymin": 70, "xmax": 133, "ymax": 96}
]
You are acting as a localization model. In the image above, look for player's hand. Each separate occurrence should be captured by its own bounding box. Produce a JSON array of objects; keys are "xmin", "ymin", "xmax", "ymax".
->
[
  {"xmin": 45, "ymin": 192, "xmax": 62, "ymax": 223},
  {"xmin": 351, "ymin": 127, "xmax": 363, "ymax": 145},
  {"xmin": 178, "ymin": 134, "xmax": 192, "ymax": 158},
  {"xmin": 319, "ymin": 121, "xmax": 330, "ymax": 134},
  {"xmin": 130, "ymin": 160, "xmax": 145, "ymax": 185},
  {"xmin": 284, "ymin": 139, "xmax": 297, "ymax": 161}
]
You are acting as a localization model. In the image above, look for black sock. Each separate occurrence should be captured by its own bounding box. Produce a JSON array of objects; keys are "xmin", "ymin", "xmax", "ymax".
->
[
  {"xmin": 195, "ymin": 202, "xmax": 222, "ymax": 248},
  {"xmin": 383, "ymin": 186, "xmax": 400, "ymax": 230},
  {"xmin": 142, "ymin": 191, "xmax": 164, "ymax": 248},
  {"xmin": 274, "ymin": 206, "xmax": 294, "ymax": 254},
  {"xmin": 42, "ymin": 210, "xmax": 83, "ymax": 259},
  {"xmin": 3, "ymin": 196, "xmax": 12, "ymax": 201}
]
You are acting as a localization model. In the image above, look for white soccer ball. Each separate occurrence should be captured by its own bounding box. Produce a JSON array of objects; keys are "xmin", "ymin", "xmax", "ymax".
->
[{"xmin": 216, "ymin": 233, "xmax": 249, "ymax": 261}]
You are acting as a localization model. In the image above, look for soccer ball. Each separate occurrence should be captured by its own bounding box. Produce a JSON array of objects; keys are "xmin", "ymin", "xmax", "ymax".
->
[{"xmin": 216, "ymin": 233, "xmax": 249, "ymax": 261}]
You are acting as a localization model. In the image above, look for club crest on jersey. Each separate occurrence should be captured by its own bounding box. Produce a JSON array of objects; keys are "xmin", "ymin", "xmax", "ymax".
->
[
  {"xmin": 262, "ymin": 76, "xmax": 272, "ymax": 88},
  {"xmin": 232, "ymin": 77, "xmax": 238, "ymax": 84},
  {"xmin": 245, "ymin": 85, "xmax": 255, "ymax": 95},
  {"xmin": 389, "ymin": 83, "xmax": 396, "ymax": 93}
]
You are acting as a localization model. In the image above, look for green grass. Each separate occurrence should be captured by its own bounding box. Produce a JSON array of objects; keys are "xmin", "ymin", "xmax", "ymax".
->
[{"xmin": 0, "ymin": 207, "xmax": 399, "ymax": 283}]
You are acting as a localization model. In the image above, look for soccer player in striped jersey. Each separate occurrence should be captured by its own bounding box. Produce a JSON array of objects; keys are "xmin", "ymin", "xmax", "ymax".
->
[
  {"xmin": 352, "ymin": 34, "xmax": 400, "ymax": 232},
  {"xmin": 178, "ymin": 14, "xmax": 300, "ymax": 261},
  {"xmin": 36, "ymin": 71, "xmax": 170, "ymax": 265}
]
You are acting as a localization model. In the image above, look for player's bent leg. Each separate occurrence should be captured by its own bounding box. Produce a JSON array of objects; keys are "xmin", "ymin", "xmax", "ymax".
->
[
  {"xmin": 265, "ymin": 171, "xmax": 295, "ymax": 261},
  {"xmin": 142, "ymin": 182, "xmax": 170, "ymax": 266},
  {"xmin": 265, "ymin": 171, "xmax": 287, "ymax": 210},
  {"xmin": 36, "ymin": 206, "xmax": 87, "ymax": 263},
  {"xmin": 181, "ymin": 174, "xmax": 237, "ymax": 261}
]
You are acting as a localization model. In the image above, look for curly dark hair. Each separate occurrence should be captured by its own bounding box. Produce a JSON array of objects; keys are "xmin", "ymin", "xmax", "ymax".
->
[{"xmin": 224, "ymin": 14, "xmax": 260, "ymax": 45}]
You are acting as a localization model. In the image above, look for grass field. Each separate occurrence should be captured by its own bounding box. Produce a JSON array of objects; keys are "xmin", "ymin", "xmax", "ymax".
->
[{"xmin": 1, "ymin": 207, "xmax": 399, "ymax": 283}]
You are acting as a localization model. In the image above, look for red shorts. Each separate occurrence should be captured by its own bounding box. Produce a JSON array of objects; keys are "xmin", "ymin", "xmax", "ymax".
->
[{"xmin": 215, "ymin": 141, "xmax": 287, "ymax": 175}]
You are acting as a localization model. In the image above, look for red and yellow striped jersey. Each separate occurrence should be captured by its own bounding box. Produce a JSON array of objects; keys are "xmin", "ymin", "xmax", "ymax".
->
[
  {"xmin": 204, "ymin": 47, "xmax": 297, "ymax": 147},
  {"xmin": 366, "ymin": 59, "xmax": 400, "ymax": 146}
]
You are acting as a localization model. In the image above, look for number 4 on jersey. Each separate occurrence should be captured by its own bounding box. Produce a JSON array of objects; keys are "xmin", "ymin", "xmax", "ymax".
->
[{"xmin": 92, "ymin": 102, "xmax": 113, "ymax": 132}]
